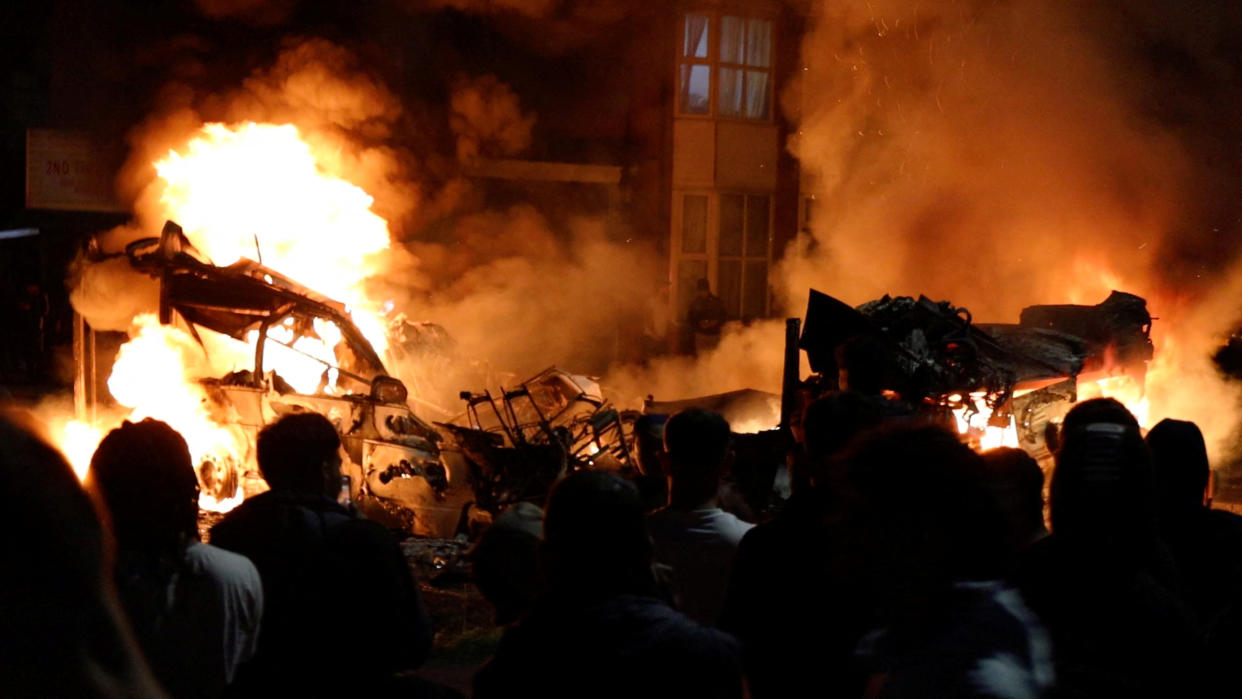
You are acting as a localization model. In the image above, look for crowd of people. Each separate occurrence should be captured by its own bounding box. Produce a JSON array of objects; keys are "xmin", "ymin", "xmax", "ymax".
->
[
  {"xmin": 4, "ymin": 386, "xmax": 1242, "ymax": 697},
  {"xmin": 471, "ymin": 395, "xmax": 1242, "ymax": 698}
]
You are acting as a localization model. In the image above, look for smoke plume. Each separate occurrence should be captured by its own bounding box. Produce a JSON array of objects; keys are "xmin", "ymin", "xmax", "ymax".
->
[
  {"xmin": 449, "ymin": 74, "xmax": 536, "ymax": 161},
  {"xmin": 786, "ymin": 0, "xmax": 1242, "ymax": 458},
  {"xmin": 69, "ymin": 37, "xmax": 668, "ymax": 423}
]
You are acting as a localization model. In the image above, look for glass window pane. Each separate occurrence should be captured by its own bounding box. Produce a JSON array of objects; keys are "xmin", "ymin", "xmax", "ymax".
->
[
  {"xmin": 721, "ymin": 16, "xmax": 744, "ymax": 64},
  {"xmin": 679, "ymin": 64, "xmax": 711, "ymax": 114},
  {"xmin": 746, "ymin": 19, "xmax": 772, "ymax": 67},
  {"xmin": 682, "ymin": 195, "xmax": 707, "ymax": 253},
  {"xmin": 745, "ymin": 195, "xmax": 770, "ymax": 257},
  {"xmin": 718, "ymin": 67, "xmax": 743, "ymax": 117},
  {"xmin": 677, "ymin": 259, "xmax": 708, "ymax": 320},
  {"xmin": 743, "ymin": 261, "xmax": 768, "ymax": 319},
  {"xmin": 719, "ymin": 194, "xmax": 744, "ymax": 256},
  {"xmin": 744, "ymin": 70, "xmax": 770, "ymax": 120},
  {"xmin": 683, "ymin": 14, "xmax": 709, "ymax": 58},
  {"xmin": 719, "ymin": 259, "xmax": 742, "ymax": 319}
]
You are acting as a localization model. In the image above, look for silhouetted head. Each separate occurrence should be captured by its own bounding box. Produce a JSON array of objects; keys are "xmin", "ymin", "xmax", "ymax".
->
[
  {"xmin": 257, "ymin": 412, "xmax": 342, "ymax": 497},
  {"xmin": 695, "ymin": 278, "xmax": 711, "ymax": 297},
  {"xmin": 662, "ymin": 408, "xmax": 731, "ymax": 508},
  {"xmin": 1051, "ymin": 417, "xmax": 1156, "ymax": 561},
  {"xmin": 0, "ymin": 412, "xmax": 163, "ymax": 697},
  {"xmin": 1060, "ymin": 397, "xmax": 1139, "ymax": 440},
  {"xmin": 470, "ymin": 502, "xmax": 543, "ymax": 625},
  {"xmin": 87, "ymin": 419, "xmax": 199, "ymax": 556},
  {"xmin": 804, "ymin": 390, "xmax": 884, "ymax": 459},
  {"xmin": 796, "ymin": 390, "xmax": 884, "ymax": 491},
  {"xmin": 1146, "ymin": 418, "xmax": 1210, "ymax": 516},
  {"xmin": 981, "ymin": 447, "xmax": 1047, "ymax": 547},
  {"xmin": 842, "ymin": 425, "xmax": 1010, "ymax": 615},
  {"xmin": 540, "ymin": 470, "xmax": 653, "ymax": 597},
  {"xmin": 834, "ymin": 335, "xmax": 887, "ymax": 395}
]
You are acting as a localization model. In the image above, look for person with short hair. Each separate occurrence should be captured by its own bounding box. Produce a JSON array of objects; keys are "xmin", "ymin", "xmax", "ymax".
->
[
  {"xmin": 981, "ymin": 447, "xmax": 1049, "ymax": 551},
  {"xmin": 1146, "ymin": 418, "xmax": 1242, "ymax": 694},
  {"xmin": 470, "ymin": 502, "xmax": 543, "ymax": 626},
  {"xmin": 834, "ymin": 335, "xmax": 915, "ymax": 421},
  {"xmin": 646, "ymin": 408, "xmax": 753, "ymax": 627},
  {"xmin": 87, "ymin": 418, "xmax": 263, "ymax": 699},
  {"xmin": 474, "ymin": 470, "xmax": 742, "ymax": 699},
  {"xmin": 210, "ymin": 412, "xmax": 432, "ymax": 696}
]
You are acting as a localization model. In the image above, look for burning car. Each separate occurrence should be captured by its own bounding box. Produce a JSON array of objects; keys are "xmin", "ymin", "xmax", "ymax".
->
[{"xmin": 86, "ymin": 220, "xmax": 471, "ymax": 537}]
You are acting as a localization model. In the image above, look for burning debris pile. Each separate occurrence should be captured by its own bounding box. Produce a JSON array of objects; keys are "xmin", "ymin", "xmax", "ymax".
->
[{"xmin": 800, "ymin": 288, "xmax": 1154, "ymax": 455}]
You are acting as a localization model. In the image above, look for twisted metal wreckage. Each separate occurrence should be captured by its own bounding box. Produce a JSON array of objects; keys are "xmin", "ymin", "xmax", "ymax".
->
[
  {"xmin": 798, "ymin": 288, "xmax": 1154, "ymax": 456},
  {"xmin": 82, "ymin": 221, "xmax": 641, "ymax": 538},
  {"xmin": 81, "ymin": 220, "xmax": 1154, "ymax": 536}
]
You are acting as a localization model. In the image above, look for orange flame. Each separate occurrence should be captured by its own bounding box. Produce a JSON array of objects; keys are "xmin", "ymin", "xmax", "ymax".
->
[
  {"xmin": 55, "ymin": 122, "xmax": 396, "ymax": 510},
  {"xmin": 153, "ymin": 122, "xmax": 391, "ymax": 353}
]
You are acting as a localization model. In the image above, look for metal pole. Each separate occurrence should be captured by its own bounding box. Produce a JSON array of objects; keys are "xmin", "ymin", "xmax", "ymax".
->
[{"xmin": 780, "ymin": 317, "xmax": 801, "ymax": 431}]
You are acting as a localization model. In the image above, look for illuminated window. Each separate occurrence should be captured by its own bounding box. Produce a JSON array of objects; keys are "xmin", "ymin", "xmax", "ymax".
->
[
  {"xmin": 679, "ymin": 14, "xmax": 712, "ymax": 114},
  {"xmin": 678, "ymin": 12, "xmax": 774, "ymax": 121}
]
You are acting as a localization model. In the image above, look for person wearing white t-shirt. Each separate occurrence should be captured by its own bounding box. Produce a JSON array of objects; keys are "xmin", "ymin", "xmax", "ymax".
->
[{"xmin": 647, "ymin": 408, "xmax": 754, "ymax": 627}]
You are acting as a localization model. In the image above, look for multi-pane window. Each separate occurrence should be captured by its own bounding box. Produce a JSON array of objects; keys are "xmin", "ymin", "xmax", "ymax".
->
[
  {"xmin": 718, "ymin": 193, "xmax": 770, "ymax": 319},
  {"xmin": 678, "ymin": 13, "xmax": 773, "ymax": 121},
  {"xmin": 674, "ymin": 193, "xmax": 771, "ymax": 322}
]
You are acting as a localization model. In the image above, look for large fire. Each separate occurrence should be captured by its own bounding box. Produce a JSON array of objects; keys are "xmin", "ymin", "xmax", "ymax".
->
[
  {"xmin": 44, "ymin": 121, "xmax": 1204, "ymax": 505},
  {"xmin": 56, "ymin": 121, "xmax": 395, "ymax": 509},
  {"xmin": 154, "ymin": 122, "xmax": 392, "ymax": 353}
]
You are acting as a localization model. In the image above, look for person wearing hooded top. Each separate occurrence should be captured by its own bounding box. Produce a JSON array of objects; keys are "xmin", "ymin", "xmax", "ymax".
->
[
  {"xmin": 474, "ymin": 470, "xmax": 742, "ymax": 699},
  {"xmin": 1014, "ymin": 398, "xmax": 1204, "ymax": 697},
  {"xmin": 1146, "ymin": 418, "xmax": 1242, "ymax": 694},
  {"xmin": 209, "ymin": 412, "xmax": 431, "ymax": 697}
]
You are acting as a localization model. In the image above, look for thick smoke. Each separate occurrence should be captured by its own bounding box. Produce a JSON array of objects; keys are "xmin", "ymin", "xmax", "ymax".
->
[
  {"xmin": 603, "ymin": 320, "xmax": 790, "ymax": 418},
  {"xmin": 785, "ymin": 1, "xmax": 1193, "ymax": 317},
  {"xmin": 70, "ymin": 38, "xmax": 666, "ymax": 420},
  {"xmin": 383, "ymin": 206, "xmax": 659, "ymax": 412},
  {"xmin": 449, "ymin": 74, "xmax": 536, "ymax": 161},
  {"xmin": 787, "ymin": 0, "xmax": 1242, "ymax": 457}
]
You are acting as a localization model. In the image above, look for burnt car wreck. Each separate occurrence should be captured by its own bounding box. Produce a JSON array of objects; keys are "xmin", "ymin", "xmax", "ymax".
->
[
  {"xmin": 83, "ymin": 220, "xmax": 644, "ymax": 537},
  {"xmin": 799, "ymin": 288, "xmax": 1154, "ymax": 456},
  {"xmin": 93, "ymin": 221, "xmax": 468, "ymax": 536}
]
